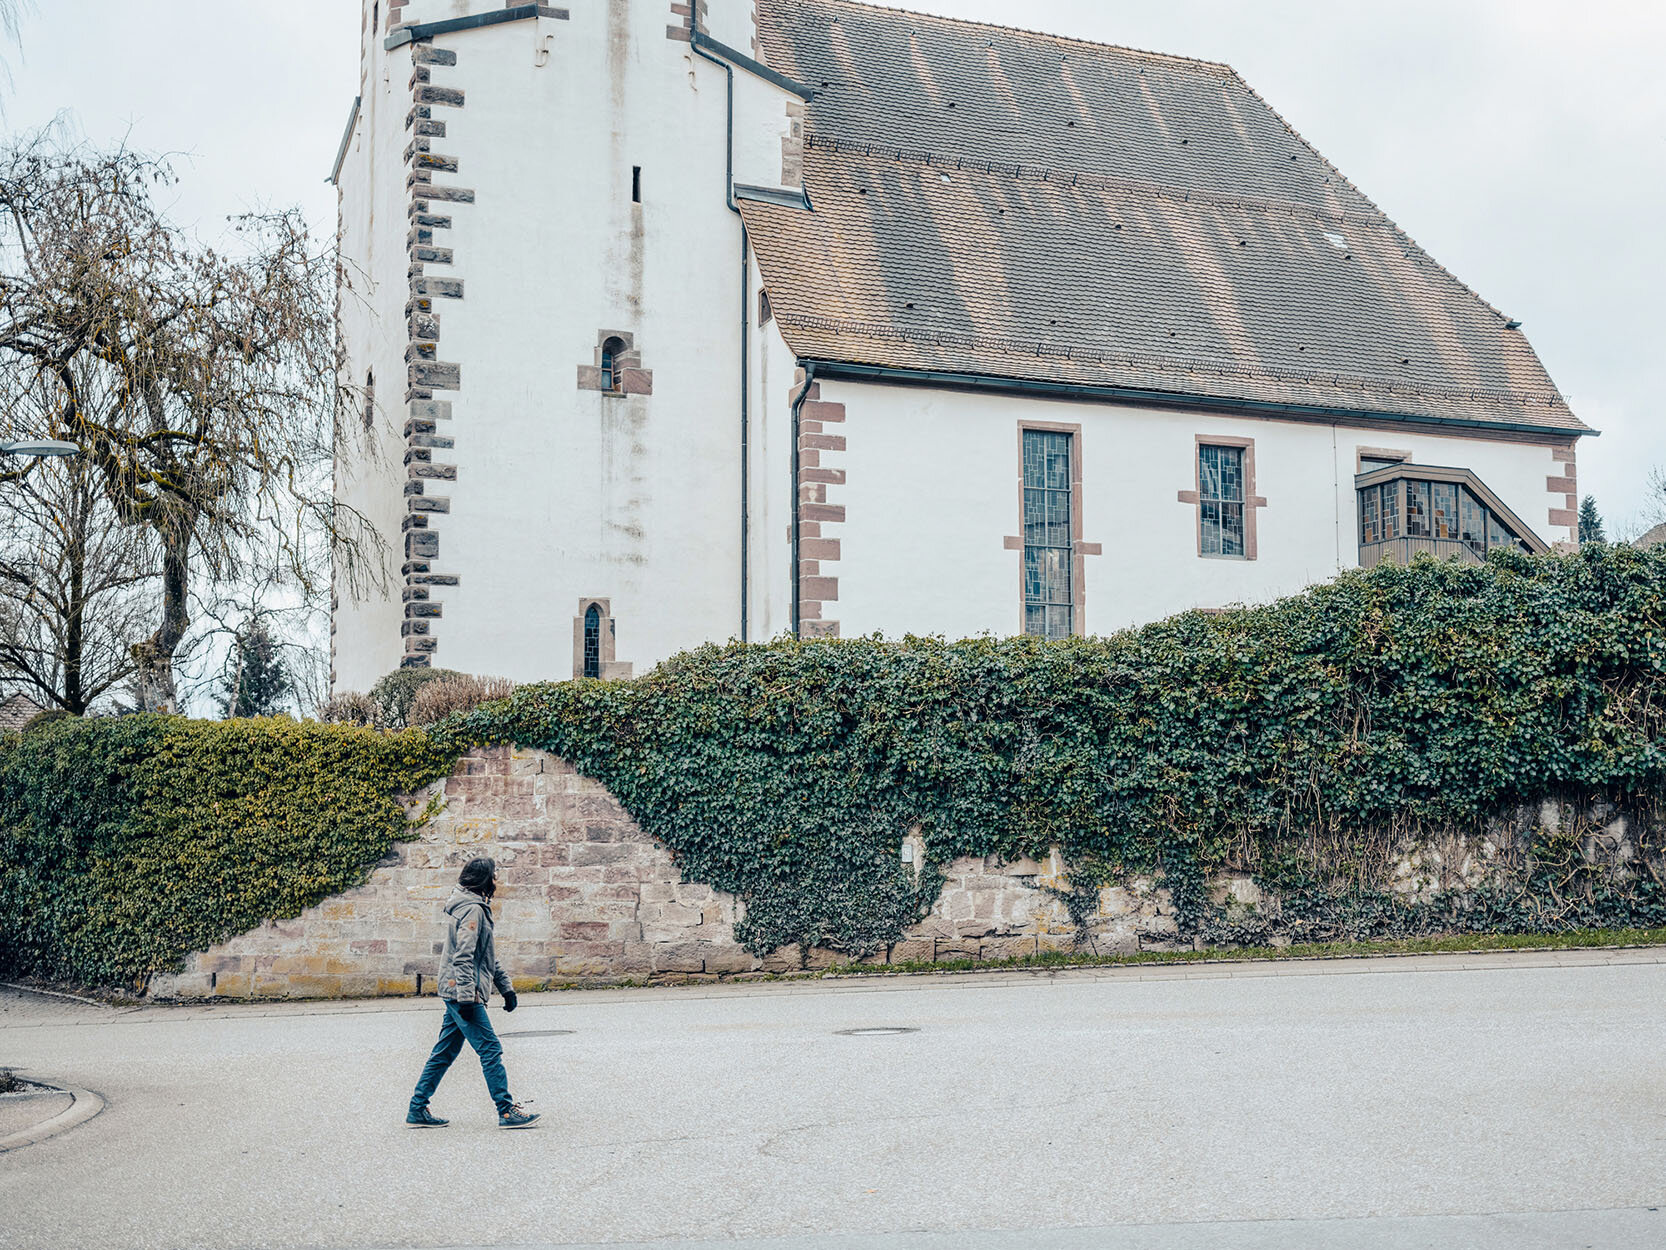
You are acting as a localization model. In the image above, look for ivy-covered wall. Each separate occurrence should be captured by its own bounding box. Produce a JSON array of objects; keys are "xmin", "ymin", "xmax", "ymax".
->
[
  {"xmin": 434, "ymin": 545, "xmax": 1666, "ymax": 953},
  {"xmin": 0, "ymin": 717, "xmax": 451, "ymax": 988},
  {"xmin": 3, "ymin": 545, "xmax": 1665, "ymax": 993}
]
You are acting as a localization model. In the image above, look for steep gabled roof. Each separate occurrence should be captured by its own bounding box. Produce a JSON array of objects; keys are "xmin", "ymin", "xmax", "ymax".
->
[{"xmin": 743, "ymin": 0, "xmax": 1587, "ymax": 435}]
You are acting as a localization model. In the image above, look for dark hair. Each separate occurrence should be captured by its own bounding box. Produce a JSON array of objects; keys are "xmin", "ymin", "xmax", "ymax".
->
[{"xmin": 458, "ymin": 857, "xmax": 496, "ymax": 896}]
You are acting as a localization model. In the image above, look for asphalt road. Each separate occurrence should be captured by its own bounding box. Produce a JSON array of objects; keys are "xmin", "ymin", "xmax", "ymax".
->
[{"xmin": 2, "ymin": 949, "xmax": 1664, "ymax": 1250}]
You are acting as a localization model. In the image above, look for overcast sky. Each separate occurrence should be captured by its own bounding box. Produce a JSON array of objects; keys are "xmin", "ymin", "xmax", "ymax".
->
[{"xmin": 6, "ymin": 1, "xmax": 1662, "ymax": 529}]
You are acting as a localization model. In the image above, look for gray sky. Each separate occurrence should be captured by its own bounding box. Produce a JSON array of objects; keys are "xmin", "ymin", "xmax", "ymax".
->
[{"xmin": 7, "ymin": 1, "xmax": 1662, "ymax": 529}]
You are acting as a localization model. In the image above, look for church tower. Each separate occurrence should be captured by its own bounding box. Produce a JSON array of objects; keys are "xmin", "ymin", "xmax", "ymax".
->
[{"xmin": 332, "ymin": 0, "xmax": 805, "ymax": 690}]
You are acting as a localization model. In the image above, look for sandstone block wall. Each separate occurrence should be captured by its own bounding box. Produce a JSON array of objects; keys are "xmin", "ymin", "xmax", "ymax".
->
[{"xmin": 147, "ymin": 746, "xmax": 1188, "ymax": 1000}]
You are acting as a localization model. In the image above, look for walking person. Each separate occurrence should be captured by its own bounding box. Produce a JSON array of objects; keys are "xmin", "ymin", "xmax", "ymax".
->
[{"xmin": 407, "ymin": 857, "xmax": 540, "ymax": 1129}]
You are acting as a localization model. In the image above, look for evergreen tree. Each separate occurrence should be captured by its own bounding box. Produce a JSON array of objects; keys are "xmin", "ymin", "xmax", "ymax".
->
[
  {"xmin": 219, "ymin": 620, "xmax": 293, "ymax": 718},
  {"xmin": 1578, "ymin": 495, "xmax": 1606, "ymax": 544}
]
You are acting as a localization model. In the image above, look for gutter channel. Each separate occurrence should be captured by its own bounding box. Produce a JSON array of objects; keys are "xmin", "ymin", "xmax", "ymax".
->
[{"xmin": 804, "ymin": 360, "xmax": 1592, "ymax": 442}]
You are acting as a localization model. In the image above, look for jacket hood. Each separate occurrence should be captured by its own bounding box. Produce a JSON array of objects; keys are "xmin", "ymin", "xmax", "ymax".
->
[{"xmin": 444, "ymin": 887, "xmax": 489, "ymax": 918}]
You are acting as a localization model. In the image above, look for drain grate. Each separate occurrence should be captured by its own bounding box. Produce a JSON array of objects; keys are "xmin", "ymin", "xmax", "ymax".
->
[
  {"xmin": 834, "ymin": 1027, "xmax": 919, "ymax": 1037},
  {"xmin": 499, "ymin": 1029, "xmax": 575, "ymax": 1038}
]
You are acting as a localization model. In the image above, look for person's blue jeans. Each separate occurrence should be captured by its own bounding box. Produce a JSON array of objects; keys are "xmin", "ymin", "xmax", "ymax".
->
[{"xmin": 410, "ymin": 1000, "xmax": 513, "ymax": 1115}]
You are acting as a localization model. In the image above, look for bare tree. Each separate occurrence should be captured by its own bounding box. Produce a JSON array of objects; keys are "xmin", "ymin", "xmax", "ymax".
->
[
  {"xmin": 0, "ymin": 444, "xmax": 155, "ymax": 712},
  {"xmin": 178, "ymin": 567, "xmax": 330, "ymax": 719},
  {"xmin": 0, "ymin": 138, "xmax": 383, "ymax": 710},
  {"xmin": 0, "ymin": 1, "xmax": 33, "ymax": 100}
]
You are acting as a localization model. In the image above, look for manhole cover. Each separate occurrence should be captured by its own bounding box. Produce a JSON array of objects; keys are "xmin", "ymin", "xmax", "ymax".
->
[
  {"xmin": 499, "ymin": 1029, "xmax": 575, "ymax": 1038},
  {"xmin": 834, "ymin": 1027, "xmax": 919, "ymax": 1037}
]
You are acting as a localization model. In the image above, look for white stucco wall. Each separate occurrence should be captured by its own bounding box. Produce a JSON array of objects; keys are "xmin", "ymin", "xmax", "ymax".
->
[
  {"xmin": 335, "ymin": 0, "xmax": 804, "ymax": 691},
  {"xmin": 748, "ymin": 277, "xmax": 800, "ymax": 641},
  {"xmin": 814, "ymin": 378, "xmax": 1575, "ymax": 639}
]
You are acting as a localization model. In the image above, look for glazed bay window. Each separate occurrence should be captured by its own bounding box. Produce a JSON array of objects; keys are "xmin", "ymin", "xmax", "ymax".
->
[
  {"xmin": 1199, "ymin": 443, "xmax": 1246, "ymax": 557},
  {"xmin": 1356, "ymin": 463, "xmax": 1546, "ymax": 566},
  {"xmin": 1022, "ymin": 428, "xmax": 1073, "ymax": 639}
]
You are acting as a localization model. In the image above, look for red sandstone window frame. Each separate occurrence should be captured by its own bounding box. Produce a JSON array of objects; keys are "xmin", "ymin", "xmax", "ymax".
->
[
  {"xmin": 1002, "ymin": 421, "xmax": 1101, "ymax": 637},
  {"xmin": 1176, "ymin": 434, "xmax": 1267, "ymax": 561}
]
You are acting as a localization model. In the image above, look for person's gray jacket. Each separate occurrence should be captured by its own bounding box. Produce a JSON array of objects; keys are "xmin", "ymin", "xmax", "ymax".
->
[{"xmin": 435, "ymin": 887, "xmax": 513, "ymax": 1004}]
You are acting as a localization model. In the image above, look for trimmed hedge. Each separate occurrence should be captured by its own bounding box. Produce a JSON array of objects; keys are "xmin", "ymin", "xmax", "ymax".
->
[
  {"xmin": 3, "ymin": 543, "xmax": 1665, "ymax": 987},
  {"xmin": 0, "ymin": 716, "xmax": 451, "ymax": 987}
]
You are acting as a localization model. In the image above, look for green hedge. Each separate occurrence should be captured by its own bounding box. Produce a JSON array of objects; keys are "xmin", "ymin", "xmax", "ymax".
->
[
  {"xmin": 4, "ymin": 544, "xmax": 1665, "ymax": 988},
  {"xmin": 0, "ymin": 716, "xmax": 451, "ymax": 987},
  {"xmin": 436, "ymin": 544, "xmax": 1666, "ymax": 953}
]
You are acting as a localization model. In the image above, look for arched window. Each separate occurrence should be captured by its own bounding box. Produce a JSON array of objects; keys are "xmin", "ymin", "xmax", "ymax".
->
[
  {"xmin": 583, "ymin": 604, "xmax": 602, "ymax": 678},
  {"xmin": 362, "ymin": 369, "xmax": 375, "ymax": 431},
  {"xmin": 600, "ymin": 337, "xmax": 626, "ymax": 394}
]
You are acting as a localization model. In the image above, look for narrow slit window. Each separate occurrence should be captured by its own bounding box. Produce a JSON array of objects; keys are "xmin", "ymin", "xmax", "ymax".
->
[
  {"xmin": 1199, "ymin": 444, "xmax": 1245, "ymax": 557},
  {"xmin": 631, "ymin": 166, "xmax": 642, "ymax": 203},
  {"xmin": 1022, "ymin": 429, "xmax": 1073, "ymax": 639},
  {"xmin": 583, "ymin": 604, "xmax": 601, "ymax": 678},
  {"xmin": 362, "ymin": 369, "xmax": 375, "ymax": 432},
  {"xmin": 600, "ymin": 337, "xmax": 625, "ymax": 394}
]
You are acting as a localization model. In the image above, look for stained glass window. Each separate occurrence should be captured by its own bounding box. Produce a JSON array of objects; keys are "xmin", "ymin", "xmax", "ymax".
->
[
  {"xmin": 1380, "ymin": 480, "xmax": 1402, "ymax": 540},
  {"xmin": 1199, "ymin": 444, "xmax": 1245, "ymax": 557},
  {"xmin": 1431, "ymin": 482, "xmax": 1459, "ymax": 540},
  {"xmin": 1459, "ymin": 488, "xmax": 1487, "ymax": 555},
  {"xmin": 1361, "ymin": 477, "xmax": 1528, "ymax": 559},
  {"xmin": 1360, "ymin": 484, "xmax": 1382, "ymax": 545},
  {"xmin": 583, "ymin": 604, "xmax": 602, "ymax": 678},
  {"xmin": 1406, "ymin": 480, "xmax": 1432, "ymax": 538},
  {"xmin": 1022, "ymin": 429, "xmax": 1073, "ymax": 639}
]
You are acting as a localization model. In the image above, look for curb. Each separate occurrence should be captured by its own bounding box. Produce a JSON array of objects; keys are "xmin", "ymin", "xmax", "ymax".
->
[{"xmin": 0, "ymin": 1083, "xmax": 105, "ymax": 1153}]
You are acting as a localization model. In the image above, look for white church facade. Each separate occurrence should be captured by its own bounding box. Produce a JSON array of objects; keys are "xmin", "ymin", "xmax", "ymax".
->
[{"xmin": 330, "ymin": 0, "xmax": 1589, "ymax": 691}]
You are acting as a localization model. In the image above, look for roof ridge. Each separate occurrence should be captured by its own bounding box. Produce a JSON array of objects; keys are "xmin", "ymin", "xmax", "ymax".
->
[
  {"xmin": 805, "ymin": 133, "xmax": 1387, "ymax": 226},
  {"xmin": 774, "ymin": 311, "xmax": 1571, "ymax": 411},
  {"xmin": 785, "ymin": 0, "xmax": 1236, "ymax": 76}
]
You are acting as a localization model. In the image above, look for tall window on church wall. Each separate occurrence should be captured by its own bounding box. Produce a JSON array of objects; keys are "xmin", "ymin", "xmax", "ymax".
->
[
  {"xmin": 583, "ymin": 604, "xmax": 601, "ymax": 678},
  {"xmin": 1022, "ymin": 429, "xmax": 1073, "ymax": 639},
  {"xmin": 1199, "ymin": 444, "xmax": 1245, "ymax": 556},
  {"xmin": 600, "ymin": 338, "xmax": 625, "ymax": 394},
  {"xmin": 362, "ymin": 370, "xmax": 375, "ymax": 432}
]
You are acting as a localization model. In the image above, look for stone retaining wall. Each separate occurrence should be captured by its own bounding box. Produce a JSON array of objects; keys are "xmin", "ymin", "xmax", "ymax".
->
[{"xmin": 148, "ymin": 746, "xmax": 1187, "ymax": 1000}]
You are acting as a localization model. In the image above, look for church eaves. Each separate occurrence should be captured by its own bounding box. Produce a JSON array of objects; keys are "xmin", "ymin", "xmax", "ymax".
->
[{"xmin": 743, "ymin": 0, "xmax": 1589, "ymax": 436}]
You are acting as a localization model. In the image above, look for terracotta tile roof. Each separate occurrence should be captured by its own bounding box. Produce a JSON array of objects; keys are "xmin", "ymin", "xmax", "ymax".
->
[
  {"xmin": 0, "ymin": 693, "xmax": 45, "ymax": 731},
  {"xmin": 745, "ymin": 0, "xmax": 1588, "ymax": 435}
]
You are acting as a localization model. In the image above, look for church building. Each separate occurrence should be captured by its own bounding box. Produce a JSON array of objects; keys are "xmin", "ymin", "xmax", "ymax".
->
[{"xmin": 330, "ymin": 0, "xmax": 1589, "ymax": 690}]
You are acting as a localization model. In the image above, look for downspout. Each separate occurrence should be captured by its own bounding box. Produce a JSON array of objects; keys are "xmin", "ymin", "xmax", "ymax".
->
[
  {"xmin": 788, "ymin": 364, "xmax": 817, "ymax": 639},
  {"xmin": 739, "ymin": 229, "xmax": 750, "ymax": 641},
  {"xmin": 689, "ymin": 13, "xmax": 750, "ymax": 639}
]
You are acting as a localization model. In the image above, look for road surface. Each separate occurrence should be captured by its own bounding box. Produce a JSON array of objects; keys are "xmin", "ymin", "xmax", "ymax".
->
[{"xmin": 2, "ymin": 948, "xmax": 1663, "ymax": 1249}]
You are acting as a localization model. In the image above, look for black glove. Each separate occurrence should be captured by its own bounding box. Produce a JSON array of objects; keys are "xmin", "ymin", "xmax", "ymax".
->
[
  {"xmin": 502, "ymin": 989, "xmax": 518, "ymax": 1013},
  {"xmin": 453, "ymin": 1000, "xmax": 483, "ymax": 1023}
]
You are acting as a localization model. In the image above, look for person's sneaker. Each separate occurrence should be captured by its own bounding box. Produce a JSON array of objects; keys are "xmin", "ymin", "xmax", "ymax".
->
[
  {"xmin": 498, "ymin": 1103, "xmax": 540, "ymax": 1129},
  {"xmin": 406, "ymin": 1108, "xmax": 449, "ymax": 1128}
]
